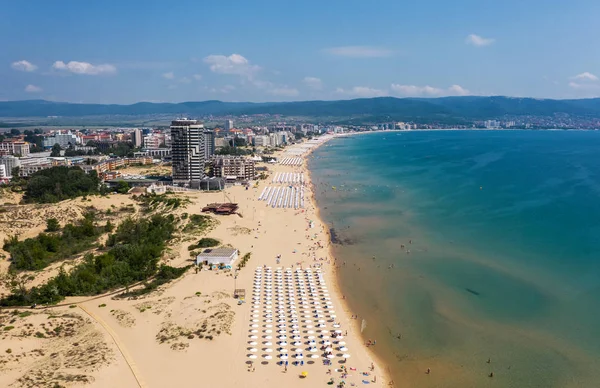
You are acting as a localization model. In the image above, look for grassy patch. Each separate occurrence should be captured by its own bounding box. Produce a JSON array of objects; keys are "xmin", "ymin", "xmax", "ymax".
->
[
  {"xmin": 187, "ymin": 237, "xmax": 220, "ymax": 251},
  {"xmin": 183, "ymin": 214, "xmax": 218, "ymax": 234}
]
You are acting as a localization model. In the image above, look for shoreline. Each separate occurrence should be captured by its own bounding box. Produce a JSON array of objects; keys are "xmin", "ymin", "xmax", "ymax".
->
[{"xmin": 302, "ymin": 136, "xmax": 394, "ymax": 385}]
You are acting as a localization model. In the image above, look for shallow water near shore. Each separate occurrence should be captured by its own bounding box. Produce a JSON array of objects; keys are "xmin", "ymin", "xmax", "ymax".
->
[{"xmin": 308, "ymin": 130, "xmax": 600, "ymax": 387}]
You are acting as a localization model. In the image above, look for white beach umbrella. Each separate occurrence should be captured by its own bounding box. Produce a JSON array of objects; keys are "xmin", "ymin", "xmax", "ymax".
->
[
  {"xmin": 336, "ymin": 336, "xmax": 344, "ymax": 339},
  {"xmin": 250, "ymin": 335, "xmax": 258, "ymax": 339},
  {"xmin": 326, "ymin": 354, "xmax": 335, "ymax": 359},
  {"xmin": 310, "ymin": 354, "xmax": 319, "ymax": 359},
  {"xmin": 317, "ymin": 319, "xmax": 325, "ymax": 323},
  {"xmin": 342, "ymin": 354, "xmax": 351, "ymax": 360},
  {"xmin": 249, "ymin": 348, "xmax": 257, "ymax": 352},
  {"xmin": 265, "ymin": 319, "xmax": 273, "ymax": 323},
  {"xmin": 280, "ymin": 355, "xmax": 288, "ymax": 360},
  {"xmin": 278, "ymin": 330, "xmax": 286, "ymax": 334},
  {"xmin": 248, "ymin": 341, "xmax": 257, "ymax": 345},
  {"xmin": 264, "ymin": 355, "xmax": 272, "ymax": 360},
  {"xmin": 332, "ymin": 324, "xmax": 340, "ymax": 328},
  {"xmin": 265, "ymin": 335, "xmax": 272, "ymax": 339},
  {"xmin": 334, "ymin": 330, "xmax": 342, "ymax": 334},
  {"xmin": 292, "ymin": 335, "xmax": 301, "ymax": 340},
  {"xmin": 264, "ymin": 341, "xmax": 272, "ymax": 346},
  {"xmin": 307, "ymin": 336, "xmax": 315, "ymax": 340},
  {"xmin": 251, "ymin": 324, "xmax": 259, "ymax": 328},
  {"xmin": 307, "ymin": 330, "xmax": 314, "ymax": 334},
  {"xmin": 278, "ymin": 335, "xmax": 287, "ymax": 340},
  {"xmin": 305, "ymin": 325, "xmax": 313, "ymax": 329},
  {"xmin": 325, "ymin": 347, "xmax": 332, "ymax": 352},
  {"xmin": 248, "ymin": 354, "xmax": 257, "ymax": 359},
  {"xmin": 323, "ymin": 340, "xmax": 331, "ymax": 345},
  {"xmin": 251, "ymin": 319, "xmax": 259, "ymax": 323},
  {"xmin": 279, "ymin": 341, "xmax": 288, "ymax": 346},
  {"xmin": 279, "ymin": 348, "xmax": 288, "ymax": 353},
  {"xmin": 265, "ymin": 348, "xmax": 273, "ymax": 353},
  {"xmin": 265, "ymin": 329, "xmax": 272, "ymax": 333},
  {"xmin": 293, "ymin": 342, "xmax": 302, "ymax": 347},
  {"xmin": 295, "ymin": 354, "xmax": 304, "ymax": 359},
  {"xmin": 339, "ymin": 346, "xmax": 348, "ymax": 352},
  {"xmin": 337, "ymin": 341, "xmax": 346, "ymax": 346}
]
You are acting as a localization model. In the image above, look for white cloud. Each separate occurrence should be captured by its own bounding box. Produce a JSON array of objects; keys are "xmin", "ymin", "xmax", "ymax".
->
[
  {"xmin": 302, "ymin": 76, "xmax": 323, "ymax": 90},
  {"xmin": 210, "ymin": 85, "xmax": 237, "ymax": 93},
  {"xmin": 11, "ymin": 60, "xmax": 37, "ymax": 72},
  {"xmin": 52, "ymin": 60, "xmax": 116, "ymax": 75},
  {"xmin": 335, "ymin": 86, "xmax": 387, "ymax": 98},
  {"xmin": 571, "ymin": 72, "xmax": 598, "ymax": 81},
  {"xmin": 162, "ymin": 72, "xmax": 175, "ymax": 79},
  {"xmin": 269, "ymin": 87, "xmax": 300, "ymax": 97},
  {"xmin": 179, "ymin": 77, "xmax": 191, "ymax": 84},
  {"xmin": 204, "ymin": 54, "xmax": 260, "ymax": 78},
  {"xmin": 24, "ymin": 84, "xmax": 42, "ymax": 93},
  {"xmin": 390, "ymin": 83, "xmax": 470, "ymax": 97},
  {"xmin": 193, "ymin": 74, "xmax": 202, "ymax": 81},
  {"xmin": 568, "ymin": 81, "xmax": 600, "ymax": 90},
  {"xmin": 323, "ymin": 46, "xmax": 393, "ymax": 58},
  {"xmin": 465, "ymin": 34, "xmax": 495, "ymax": 47}
]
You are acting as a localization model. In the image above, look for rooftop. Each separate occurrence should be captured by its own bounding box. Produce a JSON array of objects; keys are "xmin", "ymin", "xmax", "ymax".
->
[{"xmin": 197, "ymin": 248, "xmax": 238, "ymax": 258}]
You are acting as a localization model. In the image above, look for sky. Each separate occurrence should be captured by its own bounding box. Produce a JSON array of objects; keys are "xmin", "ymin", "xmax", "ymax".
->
[{"xmin": 2, "ymin": 0, "xmax": 600, "ymax": 104}]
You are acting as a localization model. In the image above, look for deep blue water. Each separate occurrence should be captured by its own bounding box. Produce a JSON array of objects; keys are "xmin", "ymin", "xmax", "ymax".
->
[{"xmin": 309, "ymin": 130, "xmax": 600, "ymax": 388}]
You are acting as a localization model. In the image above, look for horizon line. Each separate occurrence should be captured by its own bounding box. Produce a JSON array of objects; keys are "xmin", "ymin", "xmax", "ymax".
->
[{"xmin": 3, "ymin": 95, "xmax": 600, "ymax": 105}]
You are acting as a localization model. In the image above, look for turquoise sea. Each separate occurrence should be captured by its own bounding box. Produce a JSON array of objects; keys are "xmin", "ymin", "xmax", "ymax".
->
[{"xmin": 308, "ymin": 130, "xmax": 600, "ymax": 388}]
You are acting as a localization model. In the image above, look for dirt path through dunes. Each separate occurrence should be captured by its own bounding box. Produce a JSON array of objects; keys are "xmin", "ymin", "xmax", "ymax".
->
[{"xmin": 78, "ymin": 305, "xmax": 146, "ymax": 388}]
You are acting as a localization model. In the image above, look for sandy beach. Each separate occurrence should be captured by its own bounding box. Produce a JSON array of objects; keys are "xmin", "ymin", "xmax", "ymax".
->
[{"xmin": 0, "ymin": 136, "xmax": 391, "ymax": 388}]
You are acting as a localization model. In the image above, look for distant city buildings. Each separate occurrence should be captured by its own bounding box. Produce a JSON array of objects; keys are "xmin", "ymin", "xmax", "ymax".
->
[
  {"xmin": 170, "ymin": 119, "xmax": 215, "ymax": 188},
  {"xmin": 143, "ymin": 132, "xmax": 171, "ymax": 148},
  {"xmin": 209, "ymin": 155, "xmax": 256, "ymax": 181},
  {"xmin": 0, "ymin": 141, "xmax": 30, "ymax": 156},
  {"xmin": 484, "ymin": 120, "xmax": 501, "ymax": 129},
  {"xmin": 224, "ymin": 120, "xmax": 234, "ymax": 133},
  {"xmin": 43, "ymin": 130, "xmax": 79, "ymax": 148},
  {"xmin": 132, "ymin": 128, "xmax": 143, "ymax": 147}
]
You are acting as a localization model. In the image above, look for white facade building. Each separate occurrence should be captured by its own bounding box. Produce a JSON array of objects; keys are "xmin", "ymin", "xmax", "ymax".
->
[
  {"xmin": 43, "ymin": 131, "xmax": 78, "ymax": 148},
  {"xmin": 195, "ymin": 248, "xmax": 239, "ymax": 267}
]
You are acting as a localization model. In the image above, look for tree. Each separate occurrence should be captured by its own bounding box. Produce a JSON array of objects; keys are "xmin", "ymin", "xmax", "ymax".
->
[
  {"xmin": 24, "ymin": 166, "xmax": 100, "ymax": 203},
  {"xmin": 115, "ymin": 181, "xmax": 130, "ymax": 194},
  {"xmin": 10, "ymin": 166, "xmax": 20, "ymax": 178},
  {"xmin": 50, "ymin": 143, "xmax": 61, "ymax": 157},
  {"xmin": 234, "ymin": 137, "xmax": 247, "ymax": 147},
  {"xmin": 46, "ymin": 218, "xmax": 60, "ymax": 232},
  {"xmin": 10, "ymin": 129, "xmax": 20, "ymax": 136}
]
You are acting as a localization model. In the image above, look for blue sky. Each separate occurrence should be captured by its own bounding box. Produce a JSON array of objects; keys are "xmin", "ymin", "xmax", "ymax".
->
[{"xmin": 2, "ymin": 0, "xmax": 600, "ymax": 103}]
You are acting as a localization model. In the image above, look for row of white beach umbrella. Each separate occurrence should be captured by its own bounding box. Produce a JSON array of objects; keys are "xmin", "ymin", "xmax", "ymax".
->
[
  {"xmin": 278, "ymin": 157, "xmax": 303, "ymax": 166},
  {"xmin": 257, "ymin": 185, "xmax": 305, "ymax": 209},
  {"xmin": 248, "ymin": 267, "xmax": 350, "ymax": 363},
  {"xmin": 271, "ymin": 172, "xmax": 305, "ymax": 184}
]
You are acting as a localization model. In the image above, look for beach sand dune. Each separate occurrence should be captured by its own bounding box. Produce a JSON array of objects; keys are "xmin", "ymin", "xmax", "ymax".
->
[{"xmin": 1, "ymin": 136, "xmax": 390, "ymax": 387}]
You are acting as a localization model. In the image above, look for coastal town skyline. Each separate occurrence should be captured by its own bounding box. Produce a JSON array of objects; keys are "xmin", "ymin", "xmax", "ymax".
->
[{"xmin": 3, "ymin": 0, "xmax": 600, "ymax": 103}]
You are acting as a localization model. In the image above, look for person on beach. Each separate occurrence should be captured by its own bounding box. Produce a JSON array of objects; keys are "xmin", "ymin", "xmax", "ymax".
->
[{"xmin": 426, "ymin": 368, "xmax": 431, "ymax": 374}]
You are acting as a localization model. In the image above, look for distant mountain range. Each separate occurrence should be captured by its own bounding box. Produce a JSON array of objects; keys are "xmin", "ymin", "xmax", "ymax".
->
[{"xmin": 2, "ymin": 97, "xmax": 600, "ymax": 123}]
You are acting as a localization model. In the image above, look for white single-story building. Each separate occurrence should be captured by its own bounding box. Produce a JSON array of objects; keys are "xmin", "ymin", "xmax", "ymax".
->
[{"xmin": 195, "ymin": 248, "xmax": 239, "ymax": 268}]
